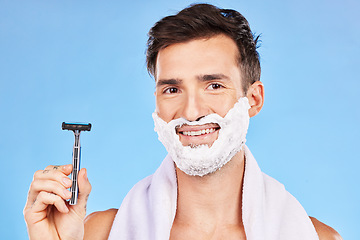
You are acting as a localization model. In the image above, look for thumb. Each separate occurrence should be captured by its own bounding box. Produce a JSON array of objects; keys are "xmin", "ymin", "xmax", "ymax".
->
[{"xmin": 71, "ymin": 168, "xmax": 92, "ymax": 217}]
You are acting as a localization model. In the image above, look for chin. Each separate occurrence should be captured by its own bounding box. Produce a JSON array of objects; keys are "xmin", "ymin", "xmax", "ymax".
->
[
  {"xmin": 179, "ymin": 134, "xmax": 218, "ymax": 148},
  {"xmin": 183, "ymin": 141, "xmax": 215, "ymax": 148}
]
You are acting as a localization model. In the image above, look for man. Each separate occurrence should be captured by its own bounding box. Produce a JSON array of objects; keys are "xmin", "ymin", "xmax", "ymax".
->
[{"xmin": 24, "ymin": 4, "xmax": 341, "ymax": 240}]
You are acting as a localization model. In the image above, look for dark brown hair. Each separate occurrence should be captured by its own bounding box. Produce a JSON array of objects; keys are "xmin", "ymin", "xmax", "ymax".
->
[{"xmin": 146, "ymin": 3, "xmax": 261, "ymax": 92}]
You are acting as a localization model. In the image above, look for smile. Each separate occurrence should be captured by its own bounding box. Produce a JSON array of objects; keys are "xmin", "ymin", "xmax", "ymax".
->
[
  {"xmin": 177, "ymin": 123, "xmax": 221, "ymax": 137},
  {"xmin": 181, "ymin": 128, "xmax": 217, "ymax": 136}
]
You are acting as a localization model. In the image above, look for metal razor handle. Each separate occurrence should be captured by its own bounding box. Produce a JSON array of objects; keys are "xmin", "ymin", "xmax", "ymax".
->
[
  {"xmin": 70, "ymin": 131, "xmax": 81, "ymax": 205},
  {"xmin": 62, "ymin": 122, "xmax": 91, "ymax": 205}
]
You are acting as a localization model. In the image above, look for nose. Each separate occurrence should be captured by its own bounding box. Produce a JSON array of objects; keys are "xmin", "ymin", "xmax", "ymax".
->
[{"xmin": 181, "ymin": 92, "xmax": 207, "ymax": 122}]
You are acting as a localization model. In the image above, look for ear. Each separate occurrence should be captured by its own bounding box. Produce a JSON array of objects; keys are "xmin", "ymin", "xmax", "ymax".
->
[{"xmin": 246, "ymin": 81, "xmax": 264, "ymax": 118}]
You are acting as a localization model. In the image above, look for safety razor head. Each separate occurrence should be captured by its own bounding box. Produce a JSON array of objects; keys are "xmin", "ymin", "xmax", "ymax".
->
[{"xmin": 62, "ymin": 122, "xmax": 92, "ymax": 132}]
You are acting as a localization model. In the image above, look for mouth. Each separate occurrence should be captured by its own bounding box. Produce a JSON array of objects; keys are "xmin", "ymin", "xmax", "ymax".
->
[
  {"xmin": 179, "ymin": 127, "xmax": 218, "ymax": 136},
  {"xmin": 176, "ymin": 124, "xmax": 221, "ymax": 137},
  {"xmin": 175, "ymin": 124, "xmax": 220, "ymax": 147}
]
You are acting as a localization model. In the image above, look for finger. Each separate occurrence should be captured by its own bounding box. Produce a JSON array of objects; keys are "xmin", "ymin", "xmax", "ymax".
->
[
  {"xmin": 25, "ymin": 183, "xmax": 71, "ymax": 211},
  {"xmin": 33, "ymin": 168, "xmax": 73, "ymax": 185},
  {"xmin": 26, "ymin": 171, "xmax": 73, "ymax": 208},
  {"xmin": 71, "ymin": 168, "xmax": 91, "ymax": 216},
  {"xmin": 44, "ymin": 164, "xmax": 73, "ymax": 175},
  {"xmin": 30, "ymin": 179, "xmax": 72, "ymax": 201},
  {"xmin": 31, "ymin": 191, "xmax": 69, "ymax": 214},
  {"xmin": 33, "ymin": 164, "xmax": 72, "ymax": 183},
  {"xmin": 24, "ymin": 192, "xmax": 60, "ymax": 224}
]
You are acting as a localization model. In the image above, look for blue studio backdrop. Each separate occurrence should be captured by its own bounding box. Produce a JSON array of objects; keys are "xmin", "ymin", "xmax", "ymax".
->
[{"xmin": 0, "ymin": 0, "xmax": 359, "ymax": 239}]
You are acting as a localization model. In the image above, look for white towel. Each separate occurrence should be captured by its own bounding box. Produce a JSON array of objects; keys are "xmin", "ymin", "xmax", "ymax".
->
[{"xmin": 108, "ymin": 146, "xmax": 319, "ymax": 239}]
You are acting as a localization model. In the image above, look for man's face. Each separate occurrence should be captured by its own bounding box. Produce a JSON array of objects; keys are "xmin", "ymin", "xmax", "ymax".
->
[{"xmin": 155, "ymin": 34, "xmax": 244, "ymax": 148}]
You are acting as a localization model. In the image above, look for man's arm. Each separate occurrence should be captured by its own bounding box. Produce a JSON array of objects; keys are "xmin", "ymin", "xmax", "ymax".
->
[
  {"xmin": 310, "ymin": 217, "xmax": 342, "ymax": 240},
  {"xmin": 84, "ymin": 208, "xmax": 118, "ymax": 240}
]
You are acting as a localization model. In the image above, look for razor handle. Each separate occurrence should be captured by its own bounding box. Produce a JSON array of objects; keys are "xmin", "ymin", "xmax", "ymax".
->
[{"xmin": 70, "ymin": 131, "xmax": 81, "ymax": 205}]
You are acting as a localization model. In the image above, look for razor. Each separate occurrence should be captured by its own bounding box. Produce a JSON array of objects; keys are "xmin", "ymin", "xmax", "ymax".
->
[{"xmin": 62, "ymin": 122, "xmax": 92, "ymax": 205}]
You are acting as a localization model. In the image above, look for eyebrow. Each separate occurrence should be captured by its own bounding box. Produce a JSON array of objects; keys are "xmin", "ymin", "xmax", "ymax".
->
[
  {"xmin": 156, "ymin": 74, "xmax": 230, "ymax": 87},
  {"xmin": 197, "ymin": 74, "xmax": 230, "ymax": 82},
  {"xmin": 156, "ymin": 78, "xmax": 182, "ymax": 87}
]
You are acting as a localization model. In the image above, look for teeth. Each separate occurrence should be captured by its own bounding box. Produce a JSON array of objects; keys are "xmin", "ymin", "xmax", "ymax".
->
[{"xmin": 182, "ymin": 128, "xmax": 216, "ymax": 136}]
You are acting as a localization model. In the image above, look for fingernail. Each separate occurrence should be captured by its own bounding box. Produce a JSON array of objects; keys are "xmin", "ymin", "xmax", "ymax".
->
[
  {"xmin": 63, "ymin": 164, "xmax": 72, "ymax": 170},
  {"xmin": 62, "ymin": 177, "xmax": 72, "ymax": 187},
  {"xmin": 63, "ymin": 189, "xmax": 71, "ymax": 199},
  {"xmin": 84, "ymin": 169, "xmax": 88, "ymax": 180},
  {"xmin": 63, "ymin": 205, "xmax": 69, "ymax": 213}
]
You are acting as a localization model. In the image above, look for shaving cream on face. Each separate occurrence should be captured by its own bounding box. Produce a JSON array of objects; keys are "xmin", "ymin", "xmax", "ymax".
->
[{"xmin": 152, "ymin": 97, "xmax": 250, "ymax": 177}]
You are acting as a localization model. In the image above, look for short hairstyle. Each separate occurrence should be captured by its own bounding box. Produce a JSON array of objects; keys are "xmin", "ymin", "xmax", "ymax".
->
[{"xmin": 146, "ymin": 3, "xmax": 261, "ymax": 92}]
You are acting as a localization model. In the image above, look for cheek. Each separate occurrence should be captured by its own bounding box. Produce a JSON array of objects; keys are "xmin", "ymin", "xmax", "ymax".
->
[
  {"xmin": 206, "ymin": 95, "xmax": 238, "ymax": 117},
  {"xmin": 156, "ymin": 98, "xmax": 175, "ymax": 123}
]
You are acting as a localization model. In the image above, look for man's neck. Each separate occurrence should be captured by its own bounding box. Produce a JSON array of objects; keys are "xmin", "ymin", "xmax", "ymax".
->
[{"xmin": 174, "ymin": 150, "xmax": 246, "ymax": 230}]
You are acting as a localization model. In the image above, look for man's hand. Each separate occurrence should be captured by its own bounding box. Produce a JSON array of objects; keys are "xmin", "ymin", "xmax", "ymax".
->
[{"xmin": 24, "ymin": 164, "xmax": 92, "ymax": 240}]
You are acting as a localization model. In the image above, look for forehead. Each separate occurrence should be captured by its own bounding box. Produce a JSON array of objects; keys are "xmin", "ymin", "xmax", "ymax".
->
[{"xmin": 155, "ymin": 34, "xmax": 240, "ymax": 81}]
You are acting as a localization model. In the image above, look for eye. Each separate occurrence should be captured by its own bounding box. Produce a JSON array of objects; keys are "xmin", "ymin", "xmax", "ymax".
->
[
  {"xmin": 163, "ymin": 87, "xmax": 179, "ymax": 94},
  {"xmin": 207, "ymin": 83, "xmax": 223, "ymax": 90}
]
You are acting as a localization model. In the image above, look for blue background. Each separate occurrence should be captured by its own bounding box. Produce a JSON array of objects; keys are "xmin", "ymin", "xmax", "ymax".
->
[{"xmin": 1, "ymin": 0, "xmax": 359, "ymax": 239}]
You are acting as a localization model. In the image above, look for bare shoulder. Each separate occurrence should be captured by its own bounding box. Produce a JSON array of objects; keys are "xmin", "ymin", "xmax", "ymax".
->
[
  {"xmin": 310, "ymin": 217, "xmax": 342, "ymax": 240},
  {"xmin": 84, "ymin": 208, "xmax": 118, "ymax": 240}
]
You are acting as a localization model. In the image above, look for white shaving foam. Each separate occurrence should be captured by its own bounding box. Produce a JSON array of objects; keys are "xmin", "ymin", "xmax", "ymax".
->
[{"xmin": 152, "ymin": 97, "xmax": 250, "ymax": 177}]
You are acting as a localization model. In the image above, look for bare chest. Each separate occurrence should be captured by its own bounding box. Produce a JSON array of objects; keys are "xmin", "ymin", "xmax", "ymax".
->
[{"xmin": 169, "ymin": 224, "xmax": 246, "ymax": 240}]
